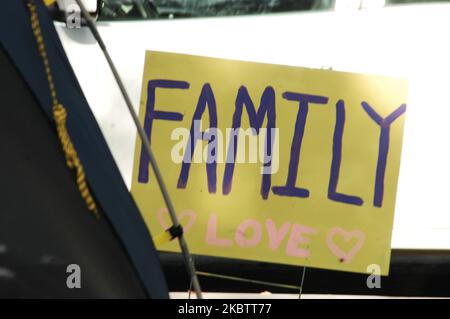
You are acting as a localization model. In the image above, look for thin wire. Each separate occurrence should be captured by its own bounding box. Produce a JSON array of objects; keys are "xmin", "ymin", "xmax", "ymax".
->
[
  {"xmin": 188, "ymin": 278, "xmax": 193, "ymax": 299},
  {"xmin": 74, "ymin": 0, "xmax": 203, "ymax": 299},
  {"xmin": 196, "ymin": 271, "xmax": 300, "ymax": 291},
  {"xmin": 298, "ymin": 266, "xmax": 307, "ymax": 299}
]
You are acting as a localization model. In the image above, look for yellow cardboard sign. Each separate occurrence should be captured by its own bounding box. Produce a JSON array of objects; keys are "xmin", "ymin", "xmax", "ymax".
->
[{"xmin": 131, "ymin": 51, "xmax": 408, "ymax": 275}]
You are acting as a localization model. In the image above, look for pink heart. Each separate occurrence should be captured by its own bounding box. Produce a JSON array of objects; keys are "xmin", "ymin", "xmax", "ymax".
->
[
  {"xmin": 326, "ymin": 227, "xmax": 365, "ymax": 263},
  {"xmin": 157, "ymin": 208, "xmax": 197, "ymax": 234}
]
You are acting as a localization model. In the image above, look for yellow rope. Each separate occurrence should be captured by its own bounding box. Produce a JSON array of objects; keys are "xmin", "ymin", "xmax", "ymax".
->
[
  {"xmin": 43, "ymin": 0, "xmax": 56, "ymax": 7},
  {"xmin": 28, "ymin": 2, "xmax": 99, "ymax": 218}
]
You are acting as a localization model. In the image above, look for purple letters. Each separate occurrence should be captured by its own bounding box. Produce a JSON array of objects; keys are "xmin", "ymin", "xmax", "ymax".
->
[
  {"xmin": 138, "ymin": 79, "xmax": 188, "ymax": 183},
  {"xmin": 272, "ymin": 93, "xmax": 328, "ymax": 198},
  {"xmin": 138, "ymin": 78, "xmax": 406, "ymax": 208},
  {"xmin": 222, "ymin": 86, "xmax": 276, "ymax": 199}
]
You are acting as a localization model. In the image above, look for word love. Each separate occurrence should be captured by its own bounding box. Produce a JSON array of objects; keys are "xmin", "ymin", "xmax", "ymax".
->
[
  {"xmin": 158, "ymin": 208, "xmax": 365, "ymax": 263},
  {"xmin": 138, "ymin": 80, "xmax": 406, "ymax": 208}
]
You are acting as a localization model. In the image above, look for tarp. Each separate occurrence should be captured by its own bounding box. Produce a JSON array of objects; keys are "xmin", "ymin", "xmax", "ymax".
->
[{"xmin": 0, "ymin": 0, "xmax": 168, "ymax": 298}]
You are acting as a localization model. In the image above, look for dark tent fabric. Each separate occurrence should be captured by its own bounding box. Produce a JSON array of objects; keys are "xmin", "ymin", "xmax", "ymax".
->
[{"xmin": 0, "ymin": 0, "xmax": 169, "ymax": 298}]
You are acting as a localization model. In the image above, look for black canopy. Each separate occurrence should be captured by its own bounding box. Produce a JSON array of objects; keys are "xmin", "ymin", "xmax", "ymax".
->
[{"xmin": 0, "ymin": 0, "xmax": 168, "ymax": 298}]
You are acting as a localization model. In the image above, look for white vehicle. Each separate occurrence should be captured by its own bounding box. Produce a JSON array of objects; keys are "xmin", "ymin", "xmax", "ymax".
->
[{"xmin": 54, "ymin": 0, "xmax": 450, "ymax": 295}]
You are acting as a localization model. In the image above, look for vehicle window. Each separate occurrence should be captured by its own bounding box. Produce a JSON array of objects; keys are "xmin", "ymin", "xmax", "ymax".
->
[
  {"xmin": 98, "ymin": 0, "xmax": 450, "ymax": 21},
  {"xmin": 99, "ymin": 0, "xmax": 317, "ymax": 20}
]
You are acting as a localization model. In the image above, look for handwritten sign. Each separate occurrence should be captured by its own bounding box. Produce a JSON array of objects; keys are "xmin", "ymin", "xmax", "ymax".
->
[{"xmin": 131, "ymin": 51, "xmax": 408, "ymax": 275}]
